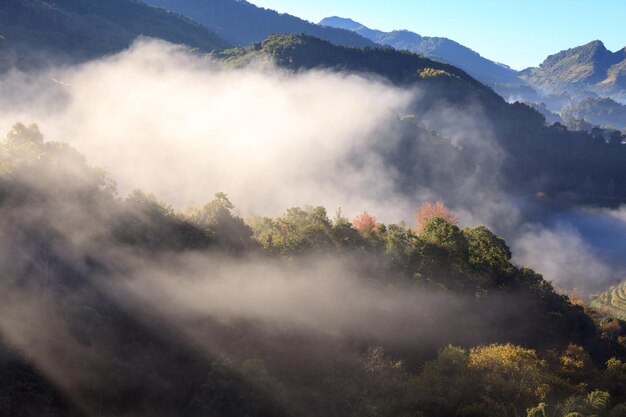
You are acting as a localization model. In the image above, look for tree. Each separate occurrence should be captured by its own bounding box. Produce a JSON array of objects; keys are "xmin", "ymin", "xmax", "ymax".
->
[
  {"xmin": 414, "ymin": 201, "xmax": 458, "ymax": 233},
  {"xmin": 420, "ymin": 217, "xmax": 468, "ymax": 259},
  {"xmin": 187, "ymin": 193, "xmax": 252, "ymax": 252},
  {"xmin": 559, "ymin": 344, "xmax": 600, "ymax": 391},
  {"xmin": 605, "ymin": 358, "xmax": 626, "ymax": 397},
  {"xmin": 408, "ymin": 346, "xmax": 475, "ymax": 416},
  {"xmin": 352, "ymin": 212, "xmax": 378, "ymax": 234},
  {"xmin": 382, "ymin": 224, "xmax": 422, "ymax": 276},
  {"xmin": 600, "ymin": 319, "xmax": 622, "ymax": 342},
  {"xmin": 463, "ymin": 226, "xmax": 512, "ymax": 273},
  {"xmin": 0, "ymin": 123, "xmax": 44, "ymax": 173},
  {"xmin": 468, "ymin": 344, "xmax": 551, "ymax": 417},
  {"xmin": 249, "ymin": 206, "xmax": 336, "ymax": 254},
  {"xmin": 329, "ymin": 208, "xmax": 368, "ymax": 250}
]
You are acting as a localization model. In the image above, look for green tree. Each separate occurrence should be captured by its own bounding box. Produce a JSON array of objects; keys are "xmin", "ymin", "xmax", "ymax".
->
[
  {"xmin": 0, "ymin": 123, "xmax": 44, "ymax": 174},
  {"xmin": 420, "ymin": 217, "xmax": 468, "ymax": 259},
  {"xmin": 187, "ymin": 192, "xmax": 253, "ymax": 252},
  {"xmin": 407, "ymin": 345, "xmax": 475, "ymax": 416},
  {"xmin": 462, "ymin": 226, "xmax": 512, "ymax": 272}
]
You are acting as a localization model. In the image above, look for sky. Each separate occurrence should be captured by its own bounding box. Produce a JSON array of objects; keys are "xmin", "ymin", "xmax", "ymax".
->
[{"xmin": 251, "ymin": 0, "xmax": 626, "ymax": 70}]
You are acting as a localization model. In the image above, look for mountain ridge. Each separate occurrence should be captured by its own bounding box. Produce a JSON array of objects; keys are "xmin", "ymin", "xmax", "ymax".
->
[
  {"xmin": 521, "ymin": 40, "xmax": 626, "ymax": 101},
  {"xmin": 0, "ymin": 0, "xmax": 230, "ymax": 65},
  {"xmin": 141, "ymin": 0, "xmax": 377, "ymax": 48},
  {"xmin": 319, "ymin": 16, "xmax": 522, "ymax": 87},
  {"xmin": 215, "ymin": 34, "xmax": 626, "ymax": 208}
]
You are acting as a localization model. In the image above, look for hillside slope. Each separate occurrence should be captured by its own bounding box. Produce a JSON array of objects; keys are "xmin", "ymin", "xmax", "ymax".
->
[
  {"xmin": 142, "ymin": 0, "xmax": 376, "ymax": 48},
  {"xmin": 215, "ymin": 34, "xmax": 626, "ymax": 206},
  {"xmin": 561, "ymin": 97, "xmax": 626, "ymax": 130},
  {"xmin": 214, "ymin": 33, "xmax": 501, "ymax": 108},
  {"xmin": 0, "ymin": 122, "xmax": 620, "ymax": 417},
  {"xmin": 592, "ymin": 280, "xmax": 626, "ymax": 320},
  {"xmin": 521, "ymin": 40, "xmax": 626, "ymax": 101},
  {"xmin": 319, "ymin": 16, "xmax": 522, "ymax": 87},
  {"xmin": 0, "ymin": 0, "xmax": 229, "ymax": 65}
]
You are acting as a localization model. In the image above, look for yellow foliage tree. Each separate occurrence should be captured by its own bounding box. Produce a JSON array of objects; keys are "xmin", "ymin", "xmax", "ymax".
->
[{"xmin": 469, "ymin": 344, "xmax": 551, "ymax": 416}]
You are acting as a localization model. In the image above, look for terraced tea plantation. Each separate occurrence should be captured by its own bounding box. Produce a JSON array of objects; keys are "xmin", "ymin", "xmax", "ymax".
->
[{"xmin": 592, "ymin": 281, "xmax": 626, "ymax": 320}]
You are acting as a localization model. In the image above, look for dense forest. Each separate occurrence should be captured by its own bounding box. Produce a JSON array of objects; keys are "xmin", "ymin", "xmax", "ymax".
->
[
  {"xmin": 0, "ymin": 0, "xmax": 229, "ymax": 66},
  {"xmin": 2, "ymin": 122, "xmax": 626, "ymax": 417}
]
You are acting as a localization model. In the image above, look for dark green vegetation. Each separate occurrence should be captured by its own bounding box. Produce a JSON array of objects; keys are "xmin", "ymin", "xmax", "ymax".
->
[
  {"xmin": 3, "ymin": 122, "xmax": 626, "ymax": 417},
  {"xmin": 319, "ymin": 16, "xmax": 522, "ymax": 87},
  {"xmin": 521, "ymin": 40, "xmax": 626, "ymax": 102},
  {"xmin": 216, "ymin": 34, "xmax": 626, "ymax": 207},
  {"xmin": 0, "ymin": 0, "xmax": 229, "ymax": 66},
  {"xmin": 142, "ymin": 0, "xmax": 376, "ymax": 48},
  {"xmin": 561, "ymin": 97, "xmax": 626, "ymax": 130},
  {"xmin": 215, "ymin": 34, "xmax": 501, "ymax": 99}
]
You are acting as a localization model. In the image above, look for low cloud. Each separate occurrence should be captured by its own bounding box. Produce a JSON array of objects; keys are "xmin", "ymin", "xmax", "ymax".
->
[
  {"xmin": 1, "ymin": 38, "xmax": 624, "ymax": 296},
  {"xmin": 0, "ymin": 39, "xmax": 415, "ymax": 220},
  {"xmin": 512, "ymin": 224, "xmax": 619, "ymax": 293}
]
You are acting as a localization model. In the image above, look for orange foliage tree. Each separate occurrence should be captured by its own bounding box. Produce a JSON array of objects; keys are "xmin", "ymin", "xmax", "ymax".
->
[
  {"xmin": 414, "ymin": 201, "xmax": 457, "ymax": 233},
  {"xmin": 352, "ymin": 212, "xmax": 377, "ymax": 234}
]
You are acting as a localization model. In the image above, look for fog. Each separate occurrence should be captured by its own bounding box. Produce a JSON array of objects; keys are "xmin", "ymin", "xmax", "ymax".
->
[
  {"xmin": 3, "ymin": 37, "xmax": 626, "ymax": 416},
  {"xmin": 0, "ymin": 39, "xmax": 624, "ymax": 296},
  {"xmin": 0, "ymin": 39, "xmax": 416, "ymax": 220}
]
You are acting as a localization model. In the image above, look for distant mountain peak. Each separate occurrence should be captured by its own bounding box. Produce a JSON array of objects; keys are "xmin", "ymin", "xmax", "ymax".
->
[
  {"xmin": 142, "ymin": 1, "xmax": 376, "ymax": 48},
  {"xmin": 319, "ymin": 16, "xmax": 364, "ymax": 31},
  {"xmin": 521, "ymin": 40, "xmax": 626, "ymax": 100},
  {"xmin": 319, "ymin": 15, "xmax": 522, "ymax": 87},
  {"xmin": 587, "ymin": 39, "xmax": 606, "ymax": 48}
]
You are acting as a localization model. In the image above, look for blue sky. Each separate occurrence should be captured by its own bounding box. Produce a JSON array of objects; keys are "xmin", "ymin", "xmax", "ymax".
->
[{"xmin": 252, "ymin": 0, "xmax": 626, "ymax": 70}]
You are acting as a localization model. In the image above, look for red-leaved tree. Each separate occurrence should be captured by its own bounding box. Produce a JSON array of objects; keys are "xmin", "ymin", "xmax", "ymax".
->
[
  {"xmin": 352, "ymin": 212, "xmax": 377, "ymax": 234},
  {"xmin": 414, "ymin": 201, "xmax": 457, "ymax": 233}
]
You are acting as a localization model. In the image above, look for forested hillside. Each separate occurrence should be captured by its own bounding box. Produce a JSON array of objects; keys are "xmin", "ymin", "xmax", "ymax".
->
[
  {"xmin": 2, "ymin": 122, "xmax": 626, "ymax": 417},
  {"xmin": 561, "ymin": 97, "xmax": 626, "ymax": 130},
  {"xmin": 216, "ymin": 34, "xmax": 626, "ymax": 206},
  {"xmin": 0, "ymin": 0, "xmax": 229, "ymax": 66},
  {"xmin": 2, "ymin": 2, "xmax": 626, "ymax": 416}
]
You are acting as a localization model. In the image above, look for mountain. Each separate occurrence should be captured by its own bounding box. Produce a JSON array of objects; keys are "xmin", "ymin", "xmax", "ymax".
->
[
  {"xmin": 141, "ymin": 0, "xmax": 376, "ymax": 48},
  {"xmin": 319, "ymin": 16, "xmax": 522, "ymax": 87},
  {"xmin": 561, "ymin": 97, "xmax": 626, "ymax": 130},
  {"xmin": 216, "ymin": 34, "xmax": 482, "ymax": 84},
  {"xmin": 214, "ymin": 33, "xmax": 502, "ymax": 108},
  {"xmin": 216, "ymin": 34, "xmax": 626, "ymax": 206},
  {"xmin": 0, "ymin": 0, "xmax": 230, "ymax": 65},
  {"xmin": 521, "ymin": 40, "xmax": 626, "ymax": 102}
]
